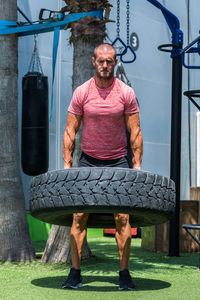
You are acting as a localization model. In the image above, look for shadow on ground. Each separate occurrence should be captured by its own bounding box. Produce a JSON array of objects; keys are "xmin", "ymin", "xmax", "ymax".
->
[
  {"xmin": 87, "ymin": 240, "xmax": 200, "ymax": 270},
  {"xmin": 31, "ymin": 275, "xmax": 171, "ymax": 292}
]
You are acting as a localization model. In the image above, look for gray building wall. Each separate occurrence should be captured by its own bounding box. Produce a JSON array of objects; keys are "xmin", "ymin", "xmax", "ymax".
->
[{"xmin": 17, "ymin": 0, "xmax": 200, "ymax": 209}]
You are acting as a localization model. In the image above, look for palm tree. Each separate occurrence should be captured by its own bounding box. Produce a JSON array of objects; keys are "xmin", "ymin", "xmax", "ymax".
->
[
  {"xmin": 41, "ymin": 0, "xmax": 112, "ymax": 262},
  {"xmin": 0, "ymin": 0, "xmax": 35, "ymax": 261}
]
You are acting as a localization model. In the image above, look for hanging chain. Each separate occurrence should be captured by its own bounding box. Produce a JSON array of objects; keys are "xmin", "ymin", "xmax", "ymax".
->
[
  {"xmin": 116, "ymin": 0, "xmax": 120, "ymax": 38},
  {"xmin": 126, "ymin": 0, "xmax": 130, "ymax": 45},
  {"xmin": 28, "ymin": 34, "xmax": 43, "ymax": 74}
]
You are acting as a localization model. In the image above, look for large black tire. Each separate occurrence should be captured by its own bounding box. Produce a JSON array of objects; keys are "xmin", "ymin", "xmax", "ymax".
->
[{"xmin": 30, "ymin": 167, "xmax": 175, "ymax": 228}]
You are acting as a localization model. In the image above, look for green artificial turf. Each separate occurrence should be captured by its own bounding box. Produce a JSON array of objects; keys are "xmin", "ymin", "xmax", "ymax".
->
[
  {"xmin": 87, "ymin": 228, "xmax": 104, "ymax": 238},
  {"xmin": 0, "ymin": 236, "xmax": 199, "ymax": 300}
]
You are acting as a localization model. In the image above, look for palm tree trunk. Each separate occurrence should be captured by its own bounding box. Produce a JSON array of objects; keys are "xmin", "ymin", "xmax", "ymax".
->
[
  {"xmin": 41, "ymin": 1, "xmax": 110, "ymax": 263},
  {"xmin": 41, "ymin": 226, "xmax": 71, "ymax": 263},
  {"xmin": 0, "ymin": 0, "xmax": 35, "ymax": 261}
]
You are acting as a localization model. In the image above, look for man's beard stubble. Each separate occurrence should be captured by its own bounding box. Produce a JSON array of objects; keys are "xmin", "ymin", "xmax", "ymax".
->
[{"xmin": 95, "ymin": 68, "xmax": 114, "ymax": 80}]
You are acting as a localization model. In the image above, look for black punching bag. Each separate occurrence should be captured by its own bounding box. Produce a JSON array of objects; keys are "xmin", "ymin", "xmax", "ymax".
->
[{"xmin": 22, "ymin": 71, "xmax": 49, "ymax": 176}]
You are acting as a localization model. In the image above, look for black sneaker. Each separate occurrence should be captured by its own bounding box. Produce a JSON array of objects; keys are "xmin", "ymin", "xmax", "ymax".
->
[
  {"xmin": 62, "ymin": 268, "xmax": 83, "ymax": 289},
  {"xmin": 119, "ymin": 269, "xmax": 135, "ymax": 291}
]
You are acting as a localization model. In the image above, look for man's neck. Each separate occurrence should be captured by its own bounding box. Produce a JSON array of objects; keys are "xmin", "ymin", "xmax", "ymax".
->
[{"xmin": 94, "ymin": 76, "xmax": 114, "ymax": 89}]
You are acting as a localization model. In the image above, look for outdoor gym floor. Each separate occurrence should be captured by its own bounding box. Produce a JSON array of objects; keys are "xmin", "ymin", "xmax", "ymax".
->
[{"xmin": 0, "ymin": 229, "xmax": 199, "ymax": 300}]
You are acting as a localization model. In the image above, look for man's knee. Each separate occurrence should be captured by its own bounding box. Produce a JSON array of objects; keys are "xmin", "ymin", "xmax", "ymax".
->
[{"xmin": 114, "ymin": 213, "xmax": 130, "ymax": 228}]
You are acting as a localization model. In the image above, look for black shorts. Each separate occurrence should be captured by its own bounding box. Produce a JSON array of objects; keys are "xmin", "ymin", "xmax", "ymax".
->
[{"xmin": 79, "ymin": 152, "xmax": 129, "ymax": 168}]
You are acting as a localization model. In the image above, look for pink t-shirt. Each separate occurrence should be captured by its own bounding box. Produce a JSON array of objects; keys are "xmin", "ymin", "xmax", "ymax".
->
[{"xmin": 68, "ymin": 77, "xmax": 139, "ymax": 160}]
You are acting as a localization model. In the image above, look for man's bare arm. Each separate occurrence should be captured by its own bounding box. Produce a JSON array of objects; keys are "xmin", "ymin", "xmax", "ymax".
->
[
  {"xmin": 125, "ymin": 113, "xmax": 143, "ymax": 170},
  {"xmin": 62, "ymin": 112, "xmax": 82, "ymax": 169}
]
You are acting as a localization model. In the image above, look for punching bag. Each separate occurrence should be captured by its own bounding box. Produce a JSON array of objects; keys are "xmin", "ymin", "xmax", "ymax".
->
[
  {"xmin": 22, "ymin": 72, "xmax": 49, "ymax": 176},
  {"xmin": 21, "ymin": 39, "xmax": 49, "ymax": 176}
]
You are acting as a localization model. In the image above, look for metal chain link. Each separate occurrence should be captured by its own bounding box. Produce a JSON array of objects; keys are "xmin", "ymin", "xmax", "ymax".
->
[
  {"xmin": 116, "ymin": 0, "xmax": 120, "ymax": 37},
  {"xmin": 126, "ymin": 0, "xmax": 130, "ymax": 45},
  {"xmin": 116, "ymin": 0, "xmax": 130, "ymax": 43}
]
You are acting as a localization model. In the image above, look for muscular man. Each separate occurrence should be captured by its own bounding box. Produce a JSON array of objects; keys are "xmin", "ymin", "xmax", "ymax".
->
[{"xmin": 62, "ymin": 43, "xmax": 143, "ymax": 290}]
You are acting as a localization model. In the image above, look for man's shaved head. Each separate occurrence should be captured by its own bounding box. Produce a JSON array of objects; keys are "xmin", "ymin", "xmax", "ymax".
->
[
  {"xmin": 94, "ymin": 43, "xmax": 116, "ymax": 60},
  {"xmin": 92, "ymin": 43, "xmax": 117, "ymax": 84}
]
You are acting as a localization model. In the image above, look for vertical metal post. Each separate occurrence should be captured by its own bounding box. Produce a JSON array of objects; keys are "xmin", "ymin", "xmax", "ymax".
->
[
  {"xmin": 168, "ymin": 46, "xmax": 183, "ymax": 256},
  {"xmin": 147, "ymin": 0, "xmax": 184, "ymax": 257}
]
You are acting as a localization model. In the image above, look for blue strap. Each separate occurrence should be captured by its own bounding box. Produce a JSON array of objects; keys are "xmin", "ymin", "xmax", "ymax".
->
[
  {"xmin": 0, "ymin": 11, "xmax": 103, "ymax": 36},
  {"xmin": 50, "ymin": 26, "xmax": 60, "ymax": 121},
  {"xmin": 0, "ymin": 20, "xmax": 18, "ymax": 29}
]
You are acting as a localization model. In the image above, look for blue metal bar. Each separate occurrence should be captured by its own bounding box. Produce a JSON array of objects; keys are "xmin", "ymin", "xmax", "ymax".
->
[
  {"xmin": 147, "ymin": 0, "xmax": 183, "ymax": 49},
  {"xmin": 181, "ymin": 36, "xmax": 200, "ymax": 69},
  {"xmin": 148, "ymin": 1, "xmax": 200, "ymax": 69},
  {"xmin": 181, "ymin": 35, "xmax": 200, "ymax": 54},
  {"xmin": 182, "ymin": 54, "xmax": 200, "ymax": 69}
]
